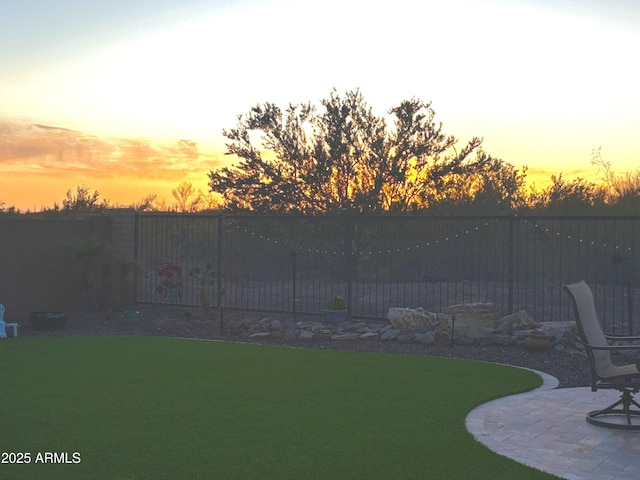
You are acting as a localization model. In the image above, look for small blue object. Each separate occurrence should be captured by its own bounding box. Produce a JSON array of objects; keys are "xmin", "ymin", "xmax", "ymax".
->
[
  {"xmin": 0, "ymin": 304, "xmax": 6, "ymax": 339},
  {"xmin": 0, "ymin": 304, "xmax": 18, "ymax": 338}
]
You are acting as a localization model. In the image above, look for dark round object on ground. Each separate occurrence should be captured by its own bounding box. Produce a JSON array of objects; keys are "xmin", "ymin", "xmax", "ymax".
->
[{"xmin": 29, "ymin": 311, "xmax": 67, "ymax": 330}]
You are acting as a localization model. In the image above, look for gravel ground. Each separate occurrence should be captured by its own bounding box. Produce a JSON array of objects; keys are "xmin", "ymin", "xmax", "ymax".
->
[{"xmin": 17, "ymin": 305, "xmax": 592, "ymax": 388}]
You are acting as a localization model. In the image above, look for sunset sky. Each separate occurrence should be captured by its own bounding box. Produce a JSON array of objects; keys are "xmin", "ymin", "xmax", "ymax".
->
[{"xmin": 2, "ymin": 0, "xmax": 639, "ymax": 211}]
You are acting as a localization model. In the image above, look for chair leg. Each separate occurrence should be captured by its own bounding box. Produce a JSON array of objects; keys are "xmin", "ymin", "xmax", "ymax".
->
[
  {"xmin": 627, "ymin": 394, "xmax": 640, "ymax": 424},
  {"xmin": 587, "ymin": 388, "xmax": 640, "ymax": 430}
]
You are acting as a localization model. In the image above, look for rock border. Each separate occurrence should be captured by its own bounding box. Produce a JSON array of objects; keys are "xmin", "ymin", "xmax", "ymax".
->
[{"xmin": 236, "ymin": 304, "xmax": 588, "ymax": 356}]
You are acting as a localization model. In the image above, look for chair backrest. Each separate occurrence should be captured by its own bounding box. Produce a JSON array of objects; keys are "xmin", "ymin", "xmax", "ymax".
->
[{"xmin": 563, "ymin": 281, "xmax": 613, "ymax": 381}]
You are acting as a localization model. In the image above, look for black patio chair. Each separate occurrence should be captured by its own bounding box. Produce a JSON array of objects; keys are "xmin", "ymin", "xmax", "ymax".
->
[{"xmin": 564, "ymin": 280, "xmax": 640, "ymax": 430}]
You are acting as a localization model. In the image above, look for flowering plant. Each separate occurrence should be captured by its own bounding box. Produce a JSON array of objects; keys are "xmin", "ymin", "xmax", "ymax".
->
[{"xmin": 156, "ymin": 263, "xmax": 183, "ymax": 303}]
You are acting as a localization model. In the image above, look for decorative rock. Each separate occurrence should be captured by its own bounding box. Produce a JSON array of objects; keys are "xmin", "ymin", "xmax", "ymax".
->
[
  {"xmin": 443, "ymin": 303, "xmax": 495, "ymax": 328},
  {"xmin": 331, "ymin": 333, "xmax": 361, "ymax": 341},
  {"xmin": 415, "ymin": 331, "xmax": 435, "ymax": 345},
  {"xmin": 540, "ymin": 322, "xmax": 577, "ymax": 345},
  {"xmin": 396, "ymin": 333, "xmax": 415, "ymax": 344},
  {"xmin": 511, "ymin": 330, "xmax": 530, "ymax": 341},
  {"xmin": 495, "ymin": 311, "xmax": 538, "ymax": 333},
  {"xmin": 560, "ymin": 326, "xmax": 581, "ymax": 349},
  {"xmin": 296, "ymin": 321, "xmax": 315, "ymax": 330},
  {"xmin": 299, "ymin": 330, "xmax": 314, "ymax": 340},
  {"xmin": 352, "ymin": 322, "xmax": 369, "ymax": 333},
  {"xmin": 465, "ymin": 325, "xmax": 494, "ymax": 339},
  {"xmin": 360, "ymin": 331, "xmax": 379, "ymax": 340},
  {"xmin": 317, "ymin": 328, "xmax": 334, "ymax": 336},
  {"xmin": 337, "ymin": 321, "xmax": 353, "ymax": 331},
  {"xmin": 388, "ymin": 307, "xmax": 437, "ymax": 330},
  {"xmin": 435, "ymin": 315, "xmax": 452, "ymax": 330},
  {"xmin": 380, "ymin": 328, "xmax": 401, "ymax": 341},
  {"xmin": 247, "ymin": 326, "xmax": 262, "ymax": 335},
  {"xmin": 311, "ymin": 322, "xmax": 327, "ymax": 333},
  {"xmin": 270, "ymin": 319, "xmax": 283, "ymax": 331},
  {"xmin": 284, "ymin": 328, "xmax": 300, "ymax": 340},
  {"xmin": 249, "ymin": 331, "xmax": 271, "ymax": 338},
  {"xmin": 258, "ymin": 317, "xmax": 273, "ymax": 328}
]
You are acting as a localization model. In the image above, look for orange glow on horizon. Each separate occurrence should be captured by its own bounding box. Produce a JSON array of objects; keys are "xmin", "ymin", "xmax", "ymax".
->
[{"xmin": 0, "ymin": 117, "xmax": 621, "ymax": 212}]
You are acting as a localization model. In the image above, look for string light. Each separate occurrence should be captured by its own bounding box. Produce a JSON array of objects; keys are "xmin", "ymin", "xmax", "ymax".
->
[{"xmin": 233, "ymin": 219, "xmax": 635, "ymax": 257}]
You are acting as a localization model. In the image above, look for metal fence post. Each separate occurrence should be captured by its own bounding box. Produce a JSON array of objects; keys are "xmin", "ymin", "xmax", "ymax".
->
[
  {"xmin": 133, "ymin": 212, "xmax": 140, "ymax": 305},
  {"xmin": 291, "ymin": 249, "xmax": 297, "ymax": 321},
  {"xmin": 508, "ymin": 215, "xmax": 515, "ymax": 314},
  {"xmin": 216, "ymin": 215, "xmax": 224, "ymax": 333},
  {"xmin": 346, "ymin": 214, "xmax": 353, "ymax": 319}
]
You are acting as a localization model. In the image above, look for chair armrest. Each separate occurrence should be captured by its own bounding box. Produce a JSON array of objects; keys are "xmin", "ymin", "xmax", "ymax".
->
[
  {"xmin": 605, "ymin": 334, "xmax": 640, "ymax": 342},
  {"xmin": 579, "ymin": 341, "xmax": 640, "ymax": 352}
]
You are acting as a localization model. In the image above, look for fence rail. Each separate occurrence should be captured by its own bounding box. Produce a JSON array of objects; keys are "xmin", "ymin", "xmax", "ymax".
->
[{"xmin": 135, "ymin": 214, "xmax": 640, "ymax": 335}]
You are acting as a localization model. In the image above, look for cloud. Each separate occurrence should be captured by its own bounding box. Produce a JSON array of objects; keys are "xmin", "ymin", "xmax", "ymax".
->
[{"xmin": 0, "ymin": 118, "xmax": 224, "ymax": 181}]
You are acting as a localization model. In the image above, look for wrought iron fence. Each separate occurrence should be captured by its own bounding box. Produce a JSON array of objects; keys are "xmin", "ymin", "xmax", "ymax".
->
[{"xmin": 135, "ymin": 214, "xmax": 640, "ymax": 334}]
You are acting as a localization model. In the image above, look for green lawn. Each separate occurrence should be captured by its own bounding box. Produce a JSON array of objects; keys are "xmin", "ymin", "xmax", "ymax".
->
[{"xmin": 0, "ymin": 337, "xmax": 559, "ymax": 479}]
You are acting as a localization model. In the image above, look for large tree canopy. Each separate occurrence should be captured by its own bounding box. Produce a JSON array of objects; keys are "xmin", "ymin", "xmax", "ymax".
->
[{"xmin": 209, "ymin": 89, "xmax": 524, "ymax": 213}]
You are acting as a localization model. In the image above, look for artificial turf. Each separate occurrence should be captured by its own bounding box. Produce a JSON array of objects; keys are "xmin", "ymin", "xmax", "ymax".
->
[{"xmin": 0, "ymin": 336, "xmax": 559, "ymax": 479}]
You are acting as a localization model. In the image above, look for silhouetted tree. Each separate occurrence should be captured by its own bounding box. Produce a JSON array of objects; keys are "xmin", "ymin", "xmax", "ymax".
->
[
  {"xmin": 592, "ymin": 147, "xmax": 640, "ymax": 213},
  {"xmin": 528, "ymin": 174, "xmax": 606, "ymax": 214},
  {"xmin": 470, "ymin": 159, "xmax": 528, "ymax": 213},
  {"xmin": 171, "ymin": 181, "xmax": 220, "ymax": 212},
  {"xmin": 610, "ymin": 171, "xmax": 640, "ymax": 213},
  {"xmin": 133, "ymin": 193, "xmax": 159, "ymax": 212},
  {"xmin": 209, "ymin": 89, "xmax": 515, "ymax": 213},
  {"xmin": 172, "ymin": 181, "xmax": 200, "ymax": 212},
  {"xmin": 0, "ymin": 201, "xmax": 22, "ymax": 215},
  {"xmin": 62, "ymin": 185, "xmax": 109, "ymax": 213},
  {"xmin": 426, "ymin": 157, "xmax": 528, "ymax": 214}
]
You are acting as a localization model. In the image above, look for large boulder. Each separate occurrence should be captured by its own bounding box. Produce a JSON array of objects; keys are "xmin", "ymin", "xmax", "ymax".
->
[
  {"xmin": 387, "ymin": 307, "xmax": 440, "ymax": 330},
  {"xmin": 495, "ymin": 311, "xmax": 538, "ymax": 333},
  {"xmin": 442, "ymin": 303, "xmax": 495, "ymax": 328}
]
